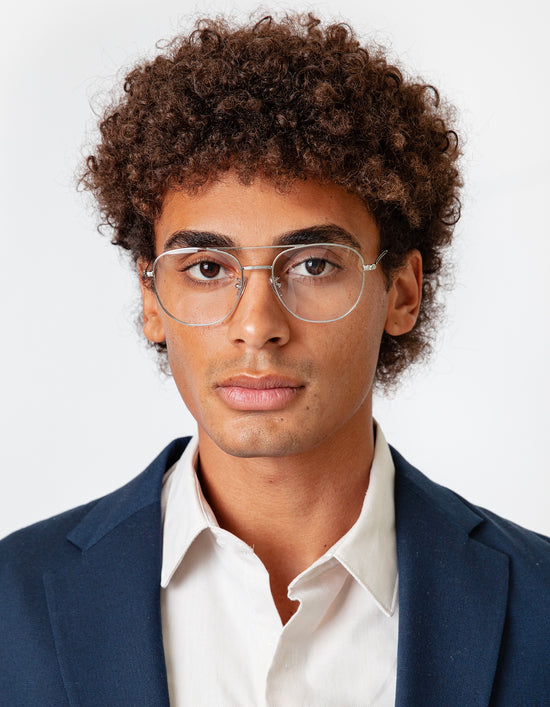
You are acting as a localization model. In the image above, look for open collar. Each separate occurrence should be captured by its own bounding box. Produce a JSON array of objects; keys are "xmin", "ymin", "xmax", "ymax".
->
[{"xmin": 160, "ymin": 426, "xmax": 398, "ymax": 616}]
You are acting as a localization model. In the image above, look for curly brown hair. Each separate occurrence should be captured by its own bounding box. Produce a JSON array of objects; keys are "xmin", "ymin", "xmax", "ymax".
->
[{"xmin": 81, "ymin": 13, "xmax": 461, "ymax": 389}]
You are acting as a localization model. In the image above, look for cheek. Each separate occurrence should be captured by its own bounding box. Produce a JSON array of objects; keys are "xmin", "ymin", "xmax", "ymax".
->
[
  {"xmin": 162, "ymin": 324, "xmax": 212, "ymax": 401},
  {"xmin": 322, "ymin": 304, "xmax": 386, "ymax": 389}
]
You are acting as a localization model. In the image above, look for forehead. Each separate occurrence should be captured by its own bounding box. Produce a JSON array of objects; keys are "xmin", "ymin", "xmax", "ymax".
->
[{"xmin": 154, "ymin": 174, "xmax": 379, "ymax": 254}]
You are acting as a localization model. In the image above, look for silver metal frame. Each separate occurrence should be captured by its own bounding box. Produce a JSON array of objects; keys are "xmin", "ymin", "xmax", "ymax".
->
[{"xmin": 143, "ymin": 244, "xmax": 389, "ymax": 326}]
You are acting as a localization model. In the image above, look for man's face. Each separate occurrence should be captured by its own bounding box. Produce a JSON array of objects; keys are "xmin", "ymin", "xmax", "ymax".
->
[{"xmin": 141, "ymin": 174, "xmax": 416, "ymax": 459}]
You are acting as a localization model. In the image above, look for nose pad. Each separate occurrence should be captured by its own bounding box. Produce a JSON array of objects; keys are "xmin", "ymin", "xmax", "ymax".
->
[{"xmin": 235, "ymin": 277, "xmax": 246, "ymax": 296}]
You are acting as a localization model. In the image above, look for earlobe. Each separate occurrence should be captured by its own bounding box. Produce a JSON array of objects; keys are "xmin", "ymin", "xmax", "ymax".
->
[
  {"xmin": 384, "ymin": 250, "xmax": 423, "ymax": 336},
  {"xmin": 138, "ymin": 260, "xmax": 166, "ymax": 344},
  {"xmin": 142, "ymin": 299, "xmax": 166, "ymax": 343}
]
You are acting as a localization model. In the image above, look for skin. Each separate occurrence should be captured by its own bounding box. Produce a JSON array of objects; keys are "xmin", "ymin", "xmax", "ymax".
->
[{"xmin": 140, "ymin": 173, "xmax": 422, "ymax": 622}]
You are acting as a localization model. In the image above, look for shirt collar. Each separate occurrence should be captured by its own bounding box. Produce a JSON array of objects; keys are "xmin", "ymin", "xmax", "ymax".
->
[
  {"xmin": 160, "ymin": 436, "xmax": 215, "ymax": 587},
  {"xmin": 160, "ymin": 424, "xmax": 398, "ymax": 616},
  {"xmin": 332, "ymin": 423, "xmax": 397, "ymax": 616}
]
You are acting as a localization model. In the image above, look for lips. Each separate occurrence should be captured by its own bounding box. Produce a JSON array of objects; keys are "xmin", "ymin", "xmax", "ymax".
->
[{"xmin": 215, "ymin": 374, "xmax": 304, "ymax": 411}]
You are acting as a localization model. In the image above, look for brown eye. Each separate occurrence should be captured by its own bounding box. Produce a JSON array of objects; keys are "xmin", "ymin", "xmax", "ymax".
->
[
  {"xmin": 304, "ymin": 258, "xmax": 327, "ymax": 275},
  {"xmin": 199, "ymin": 261, "xmax": 221, "ymax": 278}
]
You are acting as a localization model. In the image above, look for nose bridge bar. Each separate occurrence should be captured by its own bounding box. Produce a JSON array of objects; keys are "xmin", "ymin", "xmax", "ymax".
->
[{"xmin": 236, "ymin": 265, "xmax": 281, "ymax": 297}]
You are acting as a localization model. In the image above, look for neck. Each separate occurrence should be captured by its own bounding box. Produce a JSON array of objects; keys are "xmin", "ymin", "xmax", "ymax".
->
[{"xmin": 196, "ymin": 408, "xmax": 375, "ymax": 622}]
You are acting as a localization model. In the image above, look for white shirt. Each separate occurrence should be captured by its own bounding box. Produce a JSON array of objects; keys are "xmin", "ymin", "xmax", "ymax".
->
[{"xmin": 161, "ymin": 425, "xmax": 398, "ymax": 706}]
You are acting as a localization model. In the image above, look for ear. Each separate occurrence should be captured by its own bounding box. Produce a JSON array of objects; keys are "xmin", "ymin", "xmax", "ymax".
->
[
  {"xmin": 137, "ymin": 259, "xmax": 166, "ymax": 344},
  {"xmin": 384, "ymin": 250, "xmax": 423, "ymax": 336}
]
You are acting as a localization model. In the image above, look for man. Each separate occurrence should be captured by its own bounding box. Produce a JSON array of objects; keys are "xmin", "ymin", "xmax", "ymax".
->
[{"xmin": 1, "ymin": 13, "xmax": 549, "ymax": 706}]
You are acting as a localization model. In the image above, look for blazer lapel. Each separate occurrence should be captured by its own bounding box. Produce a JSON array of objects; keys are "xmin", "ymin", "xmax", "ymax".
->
[
  {"xmin": 392, "ymin": 449, "xmax": 509, "ymax": 707},
  {"xmin": 43, "ymin": 439, "xmax": 189, "ymax": 707}
]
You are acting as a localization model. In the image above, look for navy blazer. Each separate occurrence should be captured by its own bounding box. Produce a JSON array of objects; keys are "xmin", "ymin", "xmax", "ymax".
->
[{"xmin": 1, "ymin": 438, "xmax": 549, "ymax": 705}]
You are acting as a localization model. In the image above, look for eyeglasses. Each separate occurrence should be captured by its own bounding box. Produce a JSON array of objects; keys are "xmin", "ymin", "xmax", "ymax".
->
[{"xmin": 143, "ymin": 243, "xmax": 388, "ymax": 326}]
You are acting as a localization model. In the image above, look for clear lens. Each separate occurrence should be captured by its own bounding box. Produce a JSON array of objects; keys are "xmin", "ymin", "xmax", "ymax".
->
[
  {"xmin": 153, "ymin": 248, "xmax": 242, "ymax": 325},
  {"xmin": 152, "ymin": 244, "xmax": 367, "ymax": 326},
  {"xmin": 273, "ymin": 244, "xmax": 365, "ymax": 322}
]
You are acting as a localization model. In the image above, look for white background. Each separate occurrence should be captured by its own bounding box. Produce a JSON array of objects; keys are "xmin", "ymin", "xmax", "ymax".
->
[{"xmin": 1, "ymin": 0, "xmax": 549, "ymax": 538}]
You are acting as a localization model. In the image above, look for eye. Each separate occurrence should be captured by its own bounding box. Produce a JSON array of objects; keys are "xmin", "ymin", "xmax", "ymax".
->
[
  {"xmin": 187, "ymin": 260, "xmax": 222, "ymax": 279},
  {"xmin": 291, "ymin": 257, "xmax": 337, "ymax": 278},
  {"xmin": 181, "ymin": 256, "xmax": 234, "ymax": 282}
]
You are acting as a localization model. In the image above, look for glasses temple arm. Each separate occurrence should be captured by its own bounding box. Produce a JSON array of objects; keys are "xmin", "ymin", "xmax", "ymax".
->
[{"xmin": 364, "ymin": 249, "xmax": 389, "ymax": 271}]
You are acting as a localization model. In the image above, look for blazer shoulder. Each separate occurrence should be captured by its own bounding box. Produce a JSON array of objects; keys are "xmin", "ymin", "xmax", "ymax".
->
[
  {"xmin": 0, "ymin": 436, "xmax": 191, "ymax": 574},
  {"xmin": 391, "ymin": 445, "xmax": 550, "ymax": 572},
  {"xmin": 460, "ymin": 496, "xmax": 550, "ymax": 570},
  {"xmin": 0, "ymin": 438, "xmax": 188, "ymax": 706},
  {"xmin": 0, "ymin": 500, "xmax": 98, "ymax": 574},
  {"xmin": 391, "ymin": 447, "xmax": 550, "ymax": 702}
]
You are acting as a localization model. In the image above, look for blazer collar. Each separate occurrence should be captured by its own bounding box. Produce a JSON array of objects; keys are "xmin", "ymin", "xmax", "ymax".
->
[
  {"xmin": 44, "ymin": 438, "xmax": 190, "ymax": 707},
  {"xmin": 392, "ymin": 447, "xmax": 509, "ymax": 706},
  {"xmin": 67, "ymin": 438, "xmax": 189, "ymax": 552}
]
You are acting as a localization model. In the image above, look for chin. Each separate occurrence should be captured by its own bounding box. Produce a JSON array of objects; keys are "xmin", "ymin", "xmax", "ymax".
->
[{"xmin": 209, "ymin": 423, "xmax": 315, "ymax": 459}]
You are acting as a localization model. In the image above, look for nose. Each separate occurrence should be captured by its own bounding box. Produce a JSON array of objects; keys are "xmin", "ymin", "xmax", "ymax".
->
[{"xmin": 226, "ymin": 269, "xmax": 291, "ymax": 349}]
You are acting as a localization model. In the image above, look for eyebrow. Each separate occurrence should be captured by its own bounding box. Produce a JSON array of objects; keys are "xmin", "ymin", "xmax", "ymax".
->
[
  {"xmin": 163, "ymin": 230, "xmax": 234, "ymax": 251},
  {"xmin": 162, "ymin": 224, "xmax": 363, "ymax": 252}
]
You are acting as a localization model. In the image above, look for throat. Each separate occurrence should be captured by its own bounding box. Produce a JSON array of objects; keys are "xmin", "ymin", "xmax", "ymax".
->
[{"xmin": 272, "ymin": 583, "xmax": 300, "ymax": 625}]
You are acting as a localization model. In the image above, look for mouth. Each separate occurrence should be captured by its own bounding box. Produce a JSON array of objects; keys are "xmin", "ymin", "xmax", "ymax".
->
[{"xmin": 215, "ymin": 374, "xmax": 305, "ymax": 411}]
